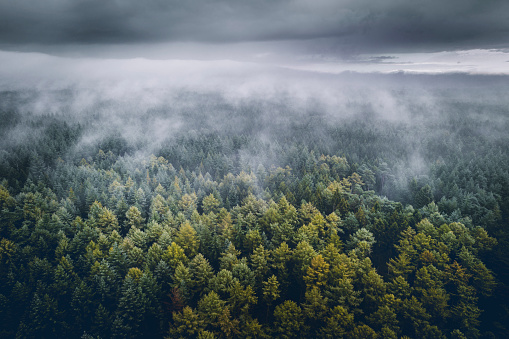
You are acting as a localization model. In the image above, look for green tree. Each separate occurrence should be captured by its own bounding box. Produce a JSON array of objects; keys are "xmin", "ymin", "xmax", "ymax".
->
[
  {"xmin": 355, "ymin": 206, "xmax": 367, "ymax": 228},
  {"xmin": 347, "ymin": 228, "xmax": 376, "ymax": 258},
  {"xmin": 318, "ymin": 305, "xmax": 354, "ymax": 338},
  {"xmin": 304, "ymin": 254, "xmax": 330, "ymax": 290},
  {"xmin": 168, "ymin": 306, "xmax": 204, "ymax": 338},
  {"xmin": 293, "ymin": 241, "xmax": 317, "ymax": 277},
  {"xmin": 197, "ymin": 291, "xmax": 225, "ymax": 331},
  {"xmin": 172, "ymin": 262, "xmax": 193, "ymax": 302},
  {"xmin": 202, "ymin": 194, "xmax": 220, "ymax": 215},
  {"xmin": 415, "ymin": 185, "xmax": 433, "ymax": 208},
  {"xmin": 273, "ymin": 300, "xmax": 306, "ymax": 339},
  {"xmin": 125, "ymin": 206, "xmax": 143, "ymax": 230},
  {"xmin": 349, "ymin": 324, "xmax": 378, "ymax": 338},
  {"xmin": 97, "ymin": 207, "xmax": 119, "ymax": 234},
  {"xmin": 112, "ymin": 275, "xmax": 149, "ymax": 339},
  {"xmin": 367, "ymin": 305, "xmax": 400, "ymax": 335},
  {"xmin": 302, "ymin": 286, "xmax": 328, "ymax": 334},
  {"xmin": 189, "ymin": 254, "xmax": 214, "ymax": 298},
  {"xmin": 175, "ymin": 222, "xmax": 199, "ymax": 258},
  {"xmin": 251, "ymin": 244, "xmax": 269, "ymax": 283},
  {"xmin": 227, "ymin": 280, "xmax": 257, "ymax": 315},
  {"xmin": 162, "ymin": 242, "xmax": 188, "ymax": 273},
  {"xmin": 262, "ymin": 275, "xmax": 280, "ymax": 320},
  {"xmin": 218, "ymin": 307, "xmax": 240, "ymax": 338}
]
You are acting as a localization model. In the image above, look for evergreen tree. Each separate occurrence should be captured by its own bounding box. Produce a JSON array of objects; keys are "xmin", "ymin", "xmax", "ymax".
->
[
  {"xmin": 273, "ymin": 300, "xmax": 306, "ymax": 339},
  {"xmin": 175, "ymin": 222, "xmax": 200, "ymax": 258}
]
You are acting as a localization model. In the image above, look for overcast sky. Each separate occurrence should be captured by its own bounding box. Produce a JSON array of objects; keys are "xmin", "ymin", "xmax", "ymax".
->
[
  {"xmin": 0, "ymin": 0, "xmax": 509, "ymax": 73},
  {"xmin": 2, "ymin": 0, "xmax": 509, "ymax": 52}
]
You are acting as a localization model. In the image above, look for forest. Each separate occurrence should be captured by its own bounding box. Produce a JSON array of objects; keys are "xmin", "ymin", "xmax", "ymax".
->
[{"xmin": 1, "ymin": 73, "xmax": 509, "ymax": 338}]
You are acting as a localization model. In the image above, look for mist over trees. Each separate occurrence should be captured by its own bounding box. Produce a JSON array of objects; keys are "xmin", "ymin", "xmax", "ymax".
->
[{"xmin": 1, "ymin": 72, "xmax": 509, "ymax": 338}]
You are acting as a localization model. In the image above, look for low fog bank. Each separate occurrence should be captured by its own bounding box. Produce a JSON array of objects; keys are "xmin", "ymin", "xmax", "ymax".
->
[{"xmin": 1, "ymin": 50, "xmax": 508, "ymax": 202}]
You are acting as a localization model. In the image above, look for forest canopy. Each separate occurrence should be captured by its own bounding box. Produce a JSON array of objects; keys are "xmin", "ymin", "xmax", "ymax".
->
[{"xmin": 0, "ymin": 73, "xmax": 508, "ymax": 338}]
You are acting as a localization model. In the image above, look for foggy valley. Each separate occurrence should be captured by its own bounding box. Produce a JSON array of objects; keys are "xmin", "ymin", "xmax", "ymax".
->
[{"xmin": 1, "ymin": 1, "xmax": 509, "ymax": 338}]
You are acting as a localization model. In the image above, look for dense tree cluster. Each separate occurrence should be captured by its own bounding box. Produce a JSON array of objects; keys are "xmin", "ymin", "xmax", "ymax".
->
[
  {"xmin": 0, "ymin": 150, "xmax": 502, "ymax": 338},
  {"xmin": 0, "ymin": 83, "xmax": 508, "ymax": 338}
]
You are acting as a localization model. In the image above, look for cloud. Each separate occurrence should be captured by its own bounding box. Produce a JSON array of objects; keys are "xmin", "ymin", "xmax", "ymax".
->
[
  {"xmin": 0, "ymin": 0, "xmax": 508, "ymax": 53},
  {"xmin": 2, "ymin": 49, "xmax": 508, "ymax": 135},
  {"xmin": 288, "ymin": 49, "xmax": 509, "ymax": 75},
  {"xmin": 1, "ymin": 49, "xmax": 509, "ymax": 101},
  {"xmin": 1, "ymin": 48, "xmax": 508, "ymax": 169}
]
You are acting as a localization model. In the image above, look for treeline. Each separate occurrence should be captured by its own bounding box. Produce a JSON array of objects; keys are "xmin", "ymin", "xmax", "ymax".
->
[{"xmin": 1, "ymin": 102, "xmax": 508, "ymax": 232}]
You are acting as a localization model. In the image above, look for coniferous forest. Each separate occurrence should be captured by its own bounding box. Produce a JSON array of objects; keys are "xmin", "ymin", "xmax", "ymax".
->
[{"xmin": 1, "ymin": 73, "xmax": 509, "ymax": 339}]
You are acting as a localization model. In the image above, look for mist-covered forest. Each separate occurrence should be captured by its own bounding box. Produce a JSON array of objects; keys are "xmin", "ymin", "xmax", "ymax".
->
[{"xmin": 1, "ymin": 72, "xmax": 509, "ymax": 338}]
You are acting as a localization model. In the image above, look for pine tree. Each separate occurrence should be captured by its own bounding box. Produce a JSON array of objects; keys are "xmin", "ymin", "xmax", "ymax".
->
[
  {"xmin": 302, "ymin": 286, "xmax": 328, "ymax": 334},
  {"xmin": 97, "ymin": 207, "xmax": 119, "ymax": 234},
  {"xmin": 175, "ymin": 221, "xmax": 199, "ymax": 258},
  {"xmin": 217, "ymin": 307, "xmax": 240, "ymax": 339},
  {"xmin": 125, "ymin": 206, "xmax": 143, "ymax": 230},
  {"xmin": 189, "ymin": 254, "xmax": 214, "ymax": 298},
  {"xmin": 250, "ymin": 244, "xmax": 269, "ymax": 283},
  {"xmin": 172, "ymin": 262, "xmax": 193, "ymax": 302},
  {"xmin": 337, "ymin": 197, "xmax": 350, "ymax": 216},
  {"xmin": 318, "ymin": 305, "xmax": 354, "ymax": 338},
  {"xmin": 163, "ymin": 242, "xmax": 188, "ymax": 273},
  {"xmin": 273, "ymin": 300, "xmax": 306, "ymax": 339},
  {"xmin": 227, "ymin": 280, "xmax": 257, "ymax": 315},
  {"xmin": 168, "ymin": 306, "xmax": 204, "ymax": 338},
  {"xmin": 208, "ymin": 269, "xmax": 235, "ymax": 298},
  {"xmin": 232, "ymin": 262, "xmax": 256, "ymax": 287},
  {"xmin": 202, "ymin": 193, "xmax": 220, "ymax": 215},
  {"xmin": 355, "ymin": 206, "xmax": 367, "ymax": 228},
  {"xmin": 197, "ymin": 291, "xmax": 225, "ymax": 331},
  {"xmin": 262, "ymin": 275, "xmax": 280, "ymax": 320},
  {"xmin": 304, "ymin": 255, "xmax": 330, "ymax": 290},
  {"xmin": 415, "ymin": 185, "xmax": 433, "ymax": 208}
]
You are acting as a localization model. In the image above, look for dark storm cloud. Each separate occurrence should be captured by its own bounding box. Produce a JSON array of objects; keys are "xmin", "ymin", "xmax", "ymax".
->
[{"xmin": 0, "ymin": 0, "xmax": 508, "ymax": 51}]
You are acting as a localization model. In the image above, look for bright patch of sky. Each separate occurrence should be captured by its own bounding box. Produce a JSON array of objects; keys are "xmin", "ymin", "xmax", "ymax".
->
[{"xmin": 284, "ymin": 49, "xmax": 509, "ymax": 75}]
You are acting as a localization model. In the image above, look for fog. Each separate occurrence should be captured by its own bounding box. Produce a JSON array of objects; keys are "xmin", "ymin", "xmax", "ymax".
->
[
  {"xmin": 1, "ymin": 1, "xmax": 509, "ymax": 337},
  {"xmin": 1, "ymin": 50, "xmax": 508, "ymax": 193},
  {"xmin": 1, "ymin": 0, "xmax": 508, "ymax": 159}
]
